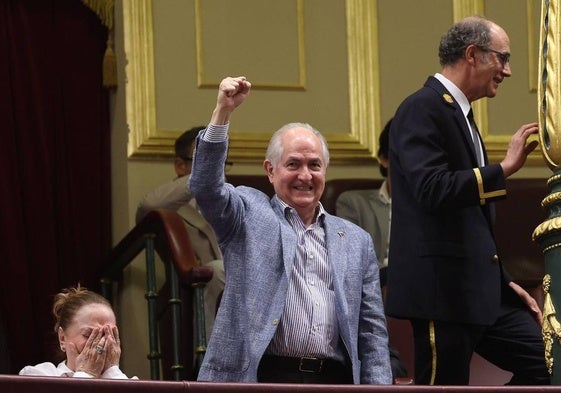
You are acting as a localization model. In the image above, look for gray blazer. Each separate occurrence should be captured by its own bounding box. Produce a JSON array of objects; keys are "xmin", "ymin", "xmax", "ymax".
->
[
  {"xmin": 336, "ymin": 187, "xmax": 390, "ymax": 268},
  {"xmin": 190, "ymin": 137, "xmax": 391, "ymax": 384}
]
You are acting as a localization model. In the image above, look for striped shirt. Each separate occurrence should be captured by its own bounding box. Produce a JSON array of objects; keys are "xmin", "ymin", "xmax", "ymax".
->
[{"xmin": 266, "ymin": 198, "xmax": 344, "ymax": 361}]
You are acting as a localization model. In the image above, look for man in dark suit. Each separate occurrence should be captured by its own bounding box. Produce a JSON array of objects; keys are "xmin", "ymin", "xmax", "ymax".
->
[{"xmin": 386, "ymin": 16, "xmax": 549, "ymax": 385}]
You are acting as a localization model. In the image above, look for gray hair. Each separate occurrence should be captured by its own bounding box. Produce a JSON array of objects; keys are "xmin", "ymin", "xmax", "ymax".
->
[
  {"xmin": 265, "ymin": 122, "xmax": 330, "ymax": 167},
  {"xmin": 438, "ymin": 16, "xmax": 492, "ymax": 66}
]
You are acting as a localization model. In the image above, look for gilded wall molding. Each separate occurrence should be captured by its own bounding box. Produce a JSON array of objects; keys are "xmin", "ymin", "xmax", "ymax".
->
[
  {"xmin": 124, "ymin": 0, "xmax": 380, "ymax": 163},
  {"xmin": 452, "ymin": 0, "xmax": 484, "ymax": 19},
  {"xmin": 123, "ymin": 0, "xmax": 540, "ymax": 164},
  {"xmin": 345, "ymin": 0, "xmax": 380, "ymax": 160},
  {"xmin": 123, "ymin": 0, "xmax": 159, "ymax": 158},
  {"xmin": 195, "ymin": 0, "xmax": 306, "ymax": 90},
  {"xmin": 528, "ymin": 0, "xmax": 538, "ymax": 93}
]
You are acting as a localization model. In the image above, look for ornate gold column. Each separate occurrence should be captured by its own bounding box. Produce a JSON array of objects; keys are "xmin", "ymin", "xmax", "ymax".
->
[{"xmin": 533, "ymin": 0, "xmax": 561, "ymax": 384}]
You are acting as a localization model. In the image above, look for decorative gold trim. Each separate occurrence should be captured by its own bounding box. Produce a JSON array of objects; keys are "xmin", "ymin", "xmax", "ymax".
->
[
  {"xmin": 123, "ymin": 0, "xmax": 157, "ymax": 158},
  {"xmin": 542, "ymin": 242, "xmax": 561, "ymax": 253},
  {"xmin": 542, "ymin": 192, "xmax": 561, "ymax": 209},
  {"xmin": 452, "ymin": 0, "xmax": 484, "ymax": 18},
  {"xmin": 124, "ymin": 0, "xmax": 541, "ymax": 164},
  {"xmin": 346, "ymin": 0, "xmax": 380, "ymax": 159},
  {"xmin": 472, "ymin": 168, "xmax": 506, "ymax": 203},
  {"xmin": 527, "ymin": 0, "xmax": 538, "ymax": 93},
  {"xmin": 473, "ymin": 168, "xmax": 486, "ymax": 205},
  {"xmin": 548, "ymin": 173, "xmax": 561, "ymax": 187},
  {"xmin": 533, "ymin": 217, "xmax": 561, "ymax": 241},
  {"xmin": 542, "ymin": 274, "xmax": 561, "ymax": 374},
  {"xmin": 429, "ymin": 320, "xmax": 437, "ymax": 385},
  {"xmin": 194, "ymin": 0, "xmax": 306, "ymax": 90},
  {"xmin": 124, "ymin": 0, "xmax": 380, "ymax": 163}
]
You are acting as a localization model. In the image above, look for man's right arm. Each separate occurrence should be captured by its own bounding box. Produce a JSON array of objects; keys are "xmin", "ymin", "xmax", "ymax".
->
[
  {"xmin": 188, "ymin": 76, "xmax": 252, "ymax": 242},
  {"xmin": 209, "ymin": 76, "xmax": 251, "ymax": 126}
]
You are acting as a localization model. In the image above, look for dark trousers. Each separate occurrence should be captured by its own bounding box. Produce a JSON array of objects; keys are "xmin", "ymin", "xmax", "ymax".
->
[
  {"xmin": 257, "ymin": 355, "xmax": 353, "ymax": 384},
  {"xmin": 411, "ymin": 303, "xmax": 550, "ymax": 385}
]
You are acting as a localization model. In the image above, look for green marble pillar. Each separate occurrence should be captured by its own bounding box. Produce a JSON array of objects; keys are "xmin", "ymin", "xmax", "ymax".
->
[{"xmin": 534, "ymin": 172, "xmax": 561, "ymax": 384}]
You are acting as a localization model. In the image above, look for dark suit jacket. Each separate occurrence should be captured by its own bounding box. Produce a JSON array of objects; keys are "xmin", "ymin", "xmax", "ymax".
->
[{"xmin": 386, "ymin": 76, "xmax": 512, "ymax": 326}]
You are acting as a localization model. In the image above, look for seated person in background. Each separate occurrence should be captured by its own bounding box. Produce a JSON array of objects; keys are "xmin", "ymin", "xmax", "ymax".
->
[
  {"xmin": 335, "ymin": 119, "xmax": 408, "ymax": 380},
  {"xmin": 19, "ymin": 285, "xmax": 136, "ymax": 379},
  {"xmin": 136, "ymin": 126, "xmax": 225, "ymax": 340},
  {"xmin": 336, "ymin": 119, "xmax": 392, "ymax": 284},
  {"xmin": 190, "ymin": 76, "xmax": 391, "ymax": 384}
]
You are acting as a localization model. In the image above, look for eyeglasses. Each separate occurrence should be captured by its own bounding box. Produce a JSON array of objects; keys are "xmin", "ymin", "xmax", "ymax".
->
[
  {"xmin": 178, "ymin": 156, "xmax": 193, "ymax": 162},
  {"xmin": 476, "ymin": 45, "xmax": 510, "ymax": 67}
]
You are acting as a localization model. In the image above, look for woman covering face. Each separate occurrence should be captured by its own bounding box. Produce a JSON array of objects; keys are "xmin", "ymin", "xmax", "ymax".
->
[{"xmin": 19, "ymin": 285, "xmax": 137, "ymax": 379}]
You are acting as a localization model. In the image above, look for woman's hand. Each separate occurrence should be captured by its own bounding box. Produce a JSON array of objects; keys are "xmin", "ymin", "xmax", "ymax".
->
[
  {"xmin": 102, "ymin": 324, "xmax": 121, "ymax": 372},
  {"xmin": 69, "ymin": 326, "xmax": 107, "ymax": 377}
]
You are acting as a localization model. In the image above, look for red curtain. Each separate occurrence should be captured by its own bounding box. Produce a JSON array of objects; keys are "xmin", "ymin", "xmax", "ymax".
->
[{"xmin": 0, "ymin": 0, "xmax": 111, "ymax": 373}]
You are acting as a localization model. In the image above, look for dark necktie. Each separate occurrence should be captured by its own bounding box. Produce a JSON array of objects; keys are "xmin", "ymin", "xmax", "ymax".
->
[{"xmin": 467, "ymin": 109, "xmax": 483, "ymax": 166}]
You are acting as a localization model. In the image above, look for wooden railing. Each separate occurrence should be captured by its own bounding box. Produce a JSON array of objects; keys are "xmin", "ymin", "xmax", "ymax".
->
[
  {"xmin": 2, "ymin": 375, "xmax": 561, "ymax": 392},
  {"xmin": 100, "ymin": 209, "xmax": 213, "ymax": 380}
]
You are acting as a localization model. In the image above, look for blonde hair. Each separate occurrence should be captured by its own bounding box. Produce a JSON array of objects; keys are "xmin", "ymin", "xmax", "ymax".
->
[{"xmin": 52, "ymin": 284, "xmax": 111, "ymax": 332}]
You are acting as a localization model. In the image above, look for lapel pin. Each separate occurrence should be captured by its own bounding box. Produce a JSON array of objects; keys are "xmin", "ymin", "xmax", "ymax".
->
[{"xmin": 443, "ymin": 93, "xmax": 454, "ymax": 104}]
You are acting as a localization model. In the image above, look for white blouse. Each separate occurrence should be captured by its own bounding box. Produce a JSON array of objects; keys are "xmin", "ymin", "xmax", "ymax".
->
[{"xmin": 19, "ymin": 361, "xmax": 137, "ymax": 379}]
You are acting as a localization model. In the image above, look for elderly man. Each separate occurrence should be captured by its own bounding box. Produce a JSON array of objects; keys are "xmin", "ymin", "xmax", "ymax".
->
[
  {"xmin": 189, "ymin": 76, "xmax": 391, "ymax": 384},
  {"xmin": 386, "ymin": 16, "xmax": 549, "ymax": 385}
]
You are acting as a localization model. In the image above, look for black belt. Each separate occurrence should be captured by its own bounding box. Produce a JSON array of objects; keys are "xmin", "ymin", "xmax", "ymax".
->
[{"xmin": 261, "ymin": 355, "xmax": 347, "ymax": 374}]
